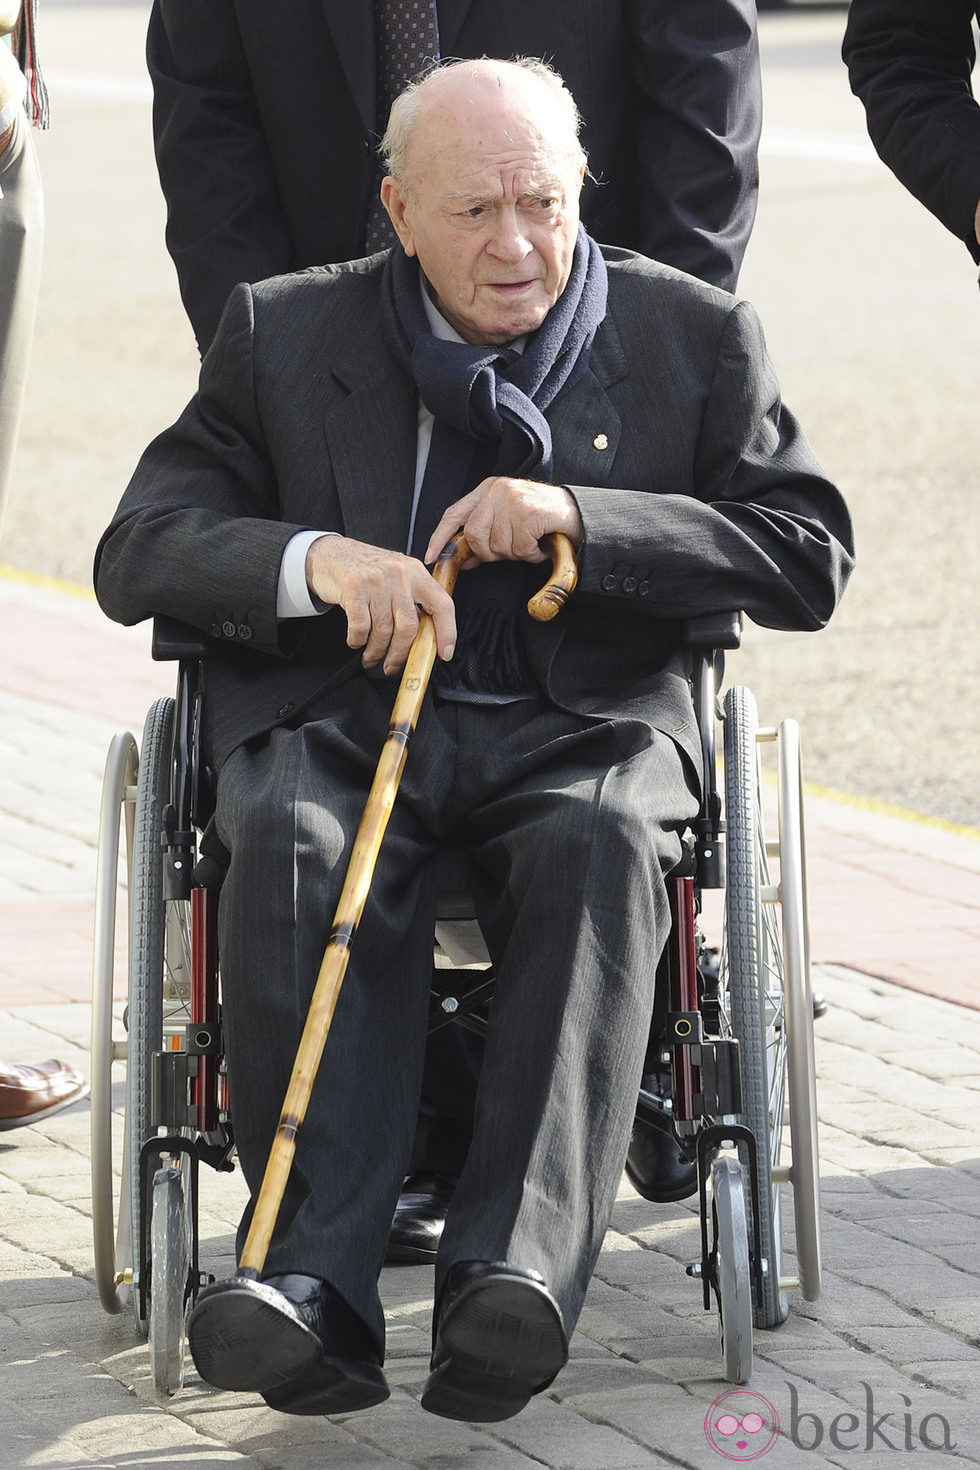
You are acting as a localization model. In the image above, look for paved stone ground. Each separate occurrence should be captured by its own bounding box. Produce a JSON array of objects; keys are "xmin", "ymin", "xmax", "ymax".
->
[
  {"xmin": 3, "ymin": 967, "xmax": 980, "ymax": 1469},
  {"xmin": 2, "ymin": 571, "xmax": 980, "ymax": 1467}
]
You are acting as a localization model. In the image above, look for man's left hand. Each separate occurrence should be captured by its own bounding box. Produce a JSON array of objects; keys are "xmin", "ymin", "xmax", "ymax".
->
[{"xmin": 425, "ymin": 477, "xmax": 584, "ymax": 568}]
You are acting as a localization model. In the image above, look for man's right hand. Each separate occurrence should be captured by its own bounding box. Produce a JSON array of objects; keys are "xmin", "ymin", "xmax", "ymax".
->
[{"xmin": 305, "ymin": 535, "xmax": 457, "ymax": 675}]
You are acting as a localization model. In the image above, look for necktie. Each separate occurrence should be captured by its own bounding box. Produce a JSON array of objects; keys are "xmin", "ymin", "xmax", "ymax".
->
[{"xmin": 364, "ymin": 0, "xmax": 440, "ymax": 253}]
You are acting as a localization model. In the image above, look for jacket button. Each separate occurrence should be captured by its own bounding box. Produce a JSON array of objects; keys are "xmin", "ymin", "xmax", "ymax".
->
[
  {"xmin": 622, "ymin": 576, "xmax": 637, "ymax": 594},
  {"xmin": 237, "ymin": 624, "xmax": 253, "ymax": 640},
  {"xmin": 601, "ymin": 574, "xmax": 616, "ymax": 592},
  {"xmin": 221, "ymin": 620, "xmax": 236, "ymax": 638}
]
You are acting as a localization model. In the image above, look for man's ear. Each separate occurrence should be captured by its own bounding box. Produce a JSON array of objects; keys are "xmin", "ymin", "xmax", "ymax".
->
[{"xmin": 380, "ymin": 176, "xmax": 417, "ymax": 256}]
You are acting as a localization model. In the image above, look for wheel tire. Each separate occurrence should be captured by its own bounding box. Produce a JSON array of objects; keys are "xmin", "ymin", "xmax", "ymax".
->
[
  {"xmin": 149, "ymin": 1162, "xmax": 192, "ymax": 1396},
  {"xmin": 723, "ymin": 686, "xmax": 788, "ymax": 1329},
  {"xmin": 127, "ymin": 696, "xmax": 181, "ymax": 1335},
  {"xmin": 711, "ymin": 1155, "xmax": 753, "ymax": 1384}
]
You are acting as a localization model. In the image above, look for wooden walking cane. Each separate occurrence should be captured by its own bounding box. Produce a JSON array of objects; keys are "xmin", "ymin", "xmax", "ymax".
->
[{"xmin": 235, "ymin": 529, "xmax": 578, "ymax": 1282}]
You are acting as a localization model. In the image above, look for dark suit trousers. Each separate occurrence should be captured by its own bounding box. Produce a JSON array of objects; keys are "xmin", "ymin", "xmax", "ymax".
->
[{"xmin": 214, "ymin": 672, "xmax": 699, "ymax": 1356}]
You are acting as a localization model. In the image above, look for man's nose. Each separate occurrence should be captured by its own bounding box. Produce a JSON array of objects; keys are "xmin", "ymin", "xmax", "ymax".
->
[{"xmin": 487, "ymin": 206, "xmax": 532, "ymax": 261}]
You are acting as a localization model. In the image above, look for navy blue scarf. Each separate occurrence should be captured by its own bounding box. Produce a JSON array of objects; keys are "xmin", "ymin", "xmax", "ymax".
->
[{"xmin": 381, "ymin": 226, "xmax": 608, "ymax": 699}]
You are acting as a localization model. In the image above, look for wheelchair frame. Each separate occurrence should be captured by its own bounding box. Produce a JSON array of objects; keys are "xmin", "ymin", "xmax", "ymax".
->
[{"xmin": 91, "ymin": 613, "xmax": 821, "ymax": 1396}]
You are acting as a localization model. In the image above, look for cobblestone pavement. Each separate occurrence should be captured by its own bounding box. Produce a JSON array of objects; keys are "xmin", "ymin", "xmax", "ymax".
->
[{"xmin": 2, "ymin": 571, "xmax": 980, "ymax": 1468}]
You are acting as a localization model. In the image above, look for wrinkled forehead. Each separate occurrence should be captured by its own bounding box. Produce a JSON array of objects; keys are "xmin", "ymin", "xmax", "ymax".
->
[
  {"xmin": 413, "ymin": 122, "xmax": 581, "ymax": 203},
  {"xmin": 406, "ymin": 74, "xmax": 582, "ymax": 194}
]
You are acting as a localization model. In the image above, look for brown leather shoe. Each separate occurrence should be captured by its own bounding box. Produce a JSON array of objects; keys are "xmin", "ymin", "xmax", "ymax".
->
[{"xmin": 0, "ymin": 1059, "xmax": 88, "ymax": 1130}]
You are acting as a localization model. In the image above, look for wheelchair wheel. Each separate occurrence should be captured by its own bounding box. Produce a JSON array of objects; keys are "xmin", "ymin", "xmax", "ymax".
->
[
  {"xmin": 91, "ymin": 731, "xmax": 139, "ymax": 1315},
  {"xmin": 127, "ymin": 697, "xmax": 195, "ymax": 1339},
  {"xmin": 711, "ymin": 1155, "xmax": 753, "ymax": 1384},
  {"xmin": 149, "ymin": 1161, "xmax": 192, "ymax": 1397},
  {"xmin": 722, "ymin": 685, "xmax": 789, "ymax": 1329}
]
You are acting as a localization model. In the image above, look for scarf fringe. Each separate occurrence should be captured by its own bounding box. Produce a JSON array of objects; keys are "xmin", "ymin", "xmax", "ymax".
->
[{"xmin": 435, "ymin": 601, "xmax": 534, "ymax": 700}]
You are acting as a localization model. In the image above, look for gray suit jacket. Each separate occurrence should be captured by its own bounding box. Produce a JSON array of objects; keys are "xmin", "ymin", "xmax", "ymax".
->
[{"xmin": 95, "ymin": 248, "xmax": 854, "ymax": 774}]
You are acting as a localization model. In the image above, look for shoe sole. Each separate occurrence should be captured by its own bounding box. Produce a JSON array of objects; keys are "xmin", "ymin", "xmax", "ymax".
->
[
  {"xmin": 263, "ymin": 1355, "xmax": 390, "ymax": 1415},
  {"xmin": 421, "ymin": 1274, "xmax": 567, "ymax": 1422},
  {"xmin": 624, "ymin": 1158, "xmax": 699, "ymax": 1204},
  {"xmin": 187, "ymin": 1277, "xmax": 322, "ymax": 1393},
  {"xmin": 0, "ymin": 1085, "xmax": 90, "ymax": 1131},
  {"xmin": 384, "ymin": 1240, "xmax": 438, "ymax": 1265}
]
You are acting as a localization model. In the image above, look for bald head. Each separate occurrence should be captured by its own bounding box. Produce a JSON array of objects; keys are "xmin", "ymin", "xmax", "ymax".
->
[
  {"xmin": 379, "ymin": 58, "xmax": 587, "ymax": 346},
  {"xmin": 381, "ymin": 58, "xmax": 585, "ymax": 192}
]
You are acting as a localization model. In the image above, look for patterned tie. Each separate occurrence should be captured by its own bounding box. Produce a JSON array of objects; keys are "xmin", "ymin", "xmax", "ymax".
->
[{"xmin": 364, "ymin": 0, "xmax": 441, "ymax": 253}]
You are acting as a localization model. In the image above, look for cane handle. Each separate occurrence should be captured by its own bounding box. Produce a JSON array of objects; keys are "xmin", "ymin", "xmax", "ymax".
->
[
  {"xmin": 434, "ymin": 529, "xmax": 577, "ymax": 618},
  {"xmin": 528, "ymin": 532, "xmax": 578, "ymax": 621}
]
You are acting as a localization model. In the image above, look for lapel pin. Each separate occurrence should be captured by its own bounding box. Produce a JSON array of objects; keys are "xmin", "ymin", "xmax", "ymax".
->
[{"xmin": 593, "ymin": 433, "xmax": 609, "ymax": 451}]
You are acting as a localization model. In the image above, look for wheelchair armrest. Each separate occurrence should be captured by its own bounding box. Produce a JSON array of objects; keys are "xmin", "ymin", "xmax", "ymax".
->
[
  {"xmin": 684, "ymin": 611, "xmax": 742, "ymax": 651},
  {"xmin": 152, "ymin": 616, "xmax": 210, "ymax": 663}
]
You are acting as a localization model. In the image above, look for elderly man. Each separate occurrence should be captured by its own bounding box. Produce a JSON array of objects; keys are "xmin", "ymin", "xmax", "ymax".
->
[
  {"xmin": 148, "ymin": 0, "xmax": 765, "ymax": 1250},
  {"xmin": 96, "ymin": 58, "xmax": 852, "ymax": 1424}
]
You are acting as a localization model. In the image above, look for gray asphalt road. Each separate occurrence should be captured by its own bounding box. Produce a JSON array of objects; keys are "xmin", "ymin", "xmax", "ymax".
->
[{"xmin": 3, "ymin": 2, "xmax": 978, "ymax": 827}]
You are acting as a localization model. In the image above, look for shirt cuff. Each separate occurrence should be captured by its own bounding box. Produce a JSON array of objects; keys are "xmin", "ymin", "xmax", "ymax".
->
[{"xmin": 277, "ymin": 529, "xmax": 335, "ymax": 618}]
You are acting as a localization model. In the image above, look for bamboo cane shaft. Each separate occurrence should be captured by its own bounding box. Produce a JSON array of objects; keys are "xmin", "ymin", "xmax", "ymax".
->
[{"xmin": 239, "ymin": 540, "xmax": 464, "ymax": 1273}]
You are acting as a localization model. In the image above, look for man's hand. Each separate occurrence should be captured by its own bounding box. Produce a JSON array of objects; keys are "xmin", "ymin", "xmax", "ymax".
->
[
  {"xmin": 974, "ymin": 197, "xmax": 980, "ymax": 246},
  {"xmin": 425, "ymin": 477, "xmax": 584, "ymax": 568},
  {"xmin": 305, "ymin": 536, "xmax": 457, "ymax": 674}
]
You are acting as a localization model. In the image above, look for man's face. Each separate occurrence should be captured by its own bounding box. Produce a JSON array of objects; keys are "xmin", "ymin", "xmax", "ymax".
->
[{"xmin": 383, "ymin": 74, "xmax": 584, "ymax": 346}]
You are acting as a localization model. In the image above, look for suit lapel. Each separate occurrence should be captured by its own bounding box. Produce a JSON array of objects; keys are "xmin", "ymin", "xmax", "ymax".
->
[
  {"xmin": 549, "ymin": 313, "xmax": 628, "ymax": 487},
  {"xmin": 321, "ymin": 2, "xmax": 377, "ymax": 138},
  {"xmin": 323, "ymin": 339, "xmax": 418, "ymax": 553}
]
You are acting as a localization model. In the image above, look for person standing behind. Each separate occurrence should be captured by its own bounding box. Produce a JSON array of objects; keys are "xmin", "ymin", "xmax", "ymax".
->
[
  {"xmin": 145, "ymin": 0, "xmax": 763, "ymax": 1259},
  {"xmin": 0, "ymin": 0, "xmax": 45, "ymax": 535},
  {"xmin": 843, "ymin": 0, "xmax": 980, "ymax": 268},
  {"xmin": 147, "ymin": 0, "xmax": 762, "ymax": 356}
]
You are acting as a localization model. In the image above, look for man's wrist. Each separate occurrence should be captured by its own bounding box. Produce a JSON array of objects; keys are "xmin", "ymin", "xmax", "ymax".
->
[{"xmin": 277, "ymin": 529, "xmax": 332, "ymax": 618}]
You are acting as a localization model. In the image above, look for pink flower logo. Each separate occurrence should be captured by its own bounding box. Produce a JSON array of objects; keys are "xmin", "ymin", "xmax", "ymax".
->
[{"xmin": 704, "ymin": 1389, "xmax": 780, "ymax": 1460}]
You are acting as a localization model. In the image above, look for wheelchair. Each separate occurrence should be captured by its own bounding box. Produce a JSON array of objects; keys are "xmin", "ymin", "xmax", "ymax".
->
[{"xmin": 90, "ymin": 610, "xmax": 822, "ymax": 1397}]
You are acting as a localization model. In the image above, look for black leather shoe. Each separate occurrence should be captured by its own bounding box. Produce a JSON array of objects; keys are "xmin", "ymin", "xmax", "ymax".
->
[
  {"xmin": 385, "ymin": 1172, "xmax": 455, "ymax": 1265},
  {"xmin": 421, "ymin": 1261, "xmax": 568, "ymax": 1422},
  {"xmin": 626, "ymin": 1090, "xmax": 698, "ymax": 1203},
  {"xmin": 187, "ymin": 1272, "xmax": 388, "ymax": 1415}
]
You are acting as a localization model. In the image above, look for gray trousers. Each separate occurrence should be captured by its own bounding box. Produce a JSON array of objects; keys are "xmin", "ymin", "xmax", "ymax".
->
[
  {"xmin": 0, "ymin": 106, "xmax": 42, "ymax": 537},
  {"xmin": 215, "ymin": 675, "xmax": 699, "ymax": 1357}
]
